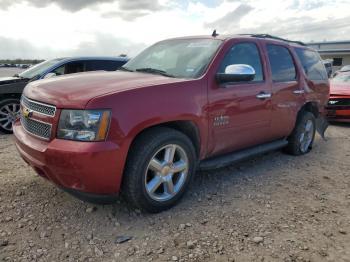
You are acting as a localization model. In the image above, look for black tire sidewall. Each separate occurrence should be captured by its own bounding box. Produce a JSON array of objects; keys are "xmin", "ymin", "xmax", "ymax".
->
[
  {"xmin": 123, "ymin": 128, "xmax": 197, "ymax": 212},
  {"xmin": 0, "ymin": 98, "xmax": 20, "ymax": 134},
  {"xmin": 289, "ymin": 111, "xmax": 316, "ymax": 155}
]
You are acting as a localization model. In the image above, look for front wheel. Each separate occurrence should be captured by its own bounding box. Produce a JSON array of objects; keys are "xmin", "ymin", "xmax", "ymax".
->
[
  {"xmin": 0, "ymin": 99, "xmax": 21, "ymax": 134},
  {"xmin": 122, "ymin": 127, "xmax": 197, "ymax": 213},
  {"xmin": 285, "ymin": 111, "xmax": 316, "ymax": 155}
]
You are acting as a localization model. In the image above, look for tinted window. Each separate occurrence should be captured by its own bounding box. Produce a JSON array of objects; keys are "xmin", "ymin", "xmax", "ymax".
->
[
  {"xmin": 333, "ymin": 58, "xmax": 343, "ymax": 66},
  {"xmin": 219, "ymin": 42, "xmax": 263, "ymax": 81},
  {"xmin": 295, "ymin": 48, "xmax": 328, "ymax": 80},
  {"xmin": 85, "ymin": 60, "xmax": 126, "ymax": 71},
  {"xmin": 52, "ymin": 61, "xmax": 85, "ymax": 75},
  {"xmin": 267, "ymin": 45, "xmax": 296, "ymax": 82}
]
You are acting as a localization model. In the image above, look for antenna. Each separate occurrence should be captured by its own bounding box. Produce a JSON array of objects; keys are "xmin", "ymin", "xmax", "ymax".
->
[{"xmin": 212, "ymin": 30, "xmax": 219, "ymax": 37}]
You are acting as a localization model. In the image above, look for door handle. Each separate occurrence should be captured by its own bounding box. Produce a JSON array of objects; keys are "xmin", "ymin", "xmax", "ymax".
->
[
  {"xmin": 256, "ymin": 92, "xmax": 272, "ymax": 100},
  {"xmin": 293, "ymin": 90, "xmax": 305, "ymax": 95}
]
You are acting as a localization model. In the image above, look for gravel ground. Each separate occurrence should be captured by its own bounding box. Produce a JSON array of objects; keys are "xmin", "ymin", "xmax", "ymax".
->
[
  {"xmin": 0, "ymin": 124, "xmax": 349, "ymax": 262},
  {"xmin": 0, "ymin": 68, "xmax": 25, "ymax": 77}
]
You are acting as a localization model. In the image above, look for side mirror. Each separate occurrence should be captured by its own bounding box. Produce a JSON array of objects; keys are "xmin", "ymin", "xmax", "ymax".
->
[
  {"xmin": 43, "ymin": 72, "xmax": 57, "ymax": 79},
  {"xmin": 216, "ymin": 64, "xmax": 255, "ymax": 84}
]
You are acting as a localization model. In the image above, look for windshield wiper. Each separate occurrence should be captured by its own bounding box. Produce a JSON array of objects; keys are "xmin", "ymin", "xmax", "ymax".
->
[
  {"xmin": 13, "ymin": 74, "xmax": 28, "ymax": 79},
  {"xmin": 135, "ymin": 68, "xmax": 175, "ymax": 78},
  {"xmin": 118, "ymin": 66, "xmax": 134, "ymax": 72}
]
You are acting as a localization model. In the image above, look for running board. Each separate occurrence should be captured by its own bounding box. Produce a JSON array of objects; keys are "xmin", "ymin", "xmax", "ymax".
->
[{"xmin": 199, "ymin": 139, "xmax": 288, "ymax": 171}]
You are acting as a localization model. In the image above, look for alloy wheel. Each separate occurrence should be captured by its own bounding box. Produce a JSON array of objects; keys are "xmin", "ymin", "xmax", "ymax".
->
[
  {"xmin": 144, "ymin": 144, "xmax": 189, "ymax": 202},
  {"xmin": 0, "ymin": 102, "xmax": 20, "ymax": 132},
  {"xmin": 299, "ymin": 119, "xmax": 314, "ymax": 153}
]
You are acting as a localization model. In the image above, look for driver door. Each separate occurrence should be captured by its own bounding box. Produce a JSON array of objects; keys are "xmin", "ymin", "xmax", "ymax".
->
[{"xmin": 207, "ymin": 41, "xmax": 273, "ymax": 156}]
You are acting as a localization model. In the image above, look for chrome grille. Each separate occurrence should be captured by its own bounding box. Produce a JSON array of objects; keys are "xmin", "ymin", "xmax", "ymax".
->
[
  {"xmin": 20, "ymin": 115, "xmax": 52, "ymax": 140},
  {"xmin": 21, "ymin": 96, "xmax": 56, "ymax": 117}
]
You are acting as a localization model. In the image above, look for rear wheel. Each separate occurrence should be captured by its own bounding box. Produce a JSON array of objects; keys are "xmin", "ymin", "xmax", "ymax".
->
[
  {"xmin": 285, "ymin": 111, "xmax": 316, "ymax": 155},
  {"xmin": 0, "ymin": 99, "xmax": 21, "ymax": 134},
  {"xmin": 122, "ymin": 127, "xmax": 196, "ymax": 213}
]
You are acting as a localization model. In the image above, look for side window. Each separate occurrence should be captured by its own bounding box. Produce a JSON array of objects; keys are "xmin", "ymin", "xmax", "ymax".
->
[
  {"xmin": 267, "ymin": 44, "xmax": 296, "ymax": 82},
  {"xmin": 218, "ymin": 42, "xmax": 264, "ymax": 82},
  {"xmin": 85, "ymin": 60, "xmax": 125, "ymax": 71},
  {"xmin": 52, "ymin": 65, "xmax": 65, "ymax": 75},
  {"xmin": 295, "ymin": 48, "xmax": 328, "ymax": 80},
  {"xmin": 54, "ymin": 61, "xmax": 85, "ymax": 75}
]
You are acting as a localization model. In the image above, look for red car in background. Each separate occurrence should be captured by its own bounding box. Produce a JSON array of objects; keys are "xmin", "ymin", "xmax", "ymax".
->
[{"xmin": 327, "ymin": 72, "xmax": 350, "ymax": 122}]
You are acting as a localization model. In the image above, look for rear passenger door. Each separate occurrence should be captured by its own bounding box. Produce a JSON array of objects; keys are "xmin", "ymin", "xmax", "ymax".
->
[{"xmin": 266, "ymin": 44, "xmax": 304, "ymax": 138}]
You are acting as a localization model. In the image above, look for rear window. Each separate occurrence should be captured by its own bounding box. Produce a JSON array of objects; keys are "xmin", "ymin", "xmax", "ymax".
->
[
  {"xmin": 267, "ymin": 44, "xmax": 297, "ymax": 82},
  {"xmin": 85, "ymin": 60, "xmax": 126, "ymax": 71},
  {"xmin": 295, "ymin": 48, "xmax": 328, "ymax": 80}
]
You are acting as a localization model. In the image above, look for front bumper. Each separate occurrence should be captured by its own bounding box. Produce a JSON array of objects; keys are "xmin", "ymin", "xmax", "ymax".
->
[
  {"xmin": 326, "ymin": 96, "xmax": 350, "ymax": 123},
  {"xmin": 13, "ymin": 120, "xmax": 124, "ymax": 196}
]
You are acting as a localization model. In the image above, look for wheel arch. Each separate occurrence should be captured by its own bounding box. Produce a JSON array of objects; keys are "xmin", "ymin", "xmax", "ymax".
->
[
  {"xmin": 0, "ymin": 93, "xmax": 21, "ymax": 101},
  {"xmin": 128, "ymin": 120, "xmax": 201, "ymax": 159},
  {"xmin": 301, "ymin": 101, "xmax": 319, "ymax": 118}
]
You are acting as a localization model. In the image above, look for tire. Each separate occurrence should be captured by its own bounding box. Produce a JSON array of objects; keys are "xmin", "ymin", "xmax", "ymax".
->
[
  {"xmin": 122, "ymin": 127, "xmax": 197, "ymax": 213},
  {"xmin": 285, "ymin": 111, "xmax": 316, "ymax": 156},
  {"xmin": 0, "ymin": 98, "xmax": 21, "ymax": 134}
]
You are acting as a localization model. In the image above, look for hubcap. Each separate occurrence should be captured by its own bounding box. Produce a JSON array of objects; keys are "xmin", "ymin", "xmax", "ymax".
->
[
  {"xmin": 0, "ymin": 102, "xmax": 20, "ymax": 131},
  {"xmin": 299, "ymin": 119, "xmax": 314, "ymax": 153},
  {"xmin": 144, "ymin": 144, "xmax": 189, "ymax": 202}
]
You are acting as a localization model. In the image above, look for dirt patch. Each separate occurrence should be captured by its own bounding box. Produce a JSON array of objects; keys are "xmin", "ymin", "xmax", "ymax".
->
[{"xmin": 0, "ymin": 124, "xmax": 349, "ymax": 262}]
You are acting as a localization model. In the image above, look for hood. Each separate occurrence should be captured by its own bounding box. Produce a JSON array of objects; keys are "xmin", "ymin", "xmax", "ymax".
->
[
  {"xmin": 330, "ymin": 81, "xmax": 350, "ymax": 96},
  {"xmin": 0, "ymin": 76, "xmax": 28, "ymax": 85},
  {"xmin": 23, "ymin": 71, "xmax": 186, "ymax": 108}
]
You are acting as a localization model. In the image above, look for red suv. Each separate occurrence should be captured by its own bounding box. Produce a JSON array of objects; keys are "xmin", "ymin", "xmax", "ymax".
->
[{"xmin": 13, "ymin": 34, "xmax": 329, "ymax": 212}]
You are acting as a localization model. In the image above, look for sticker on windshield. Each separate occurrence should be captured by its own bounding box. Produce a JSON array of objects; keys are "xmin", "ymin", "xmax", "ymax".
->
[{"xmin": 186, "ymin": 68, "xmax": 195, "ymax": 72}]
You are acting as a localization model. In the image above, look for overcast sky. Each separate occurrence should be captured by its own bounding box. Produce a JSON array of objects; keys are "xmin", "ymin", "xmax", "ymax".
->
[{"xmin": 0, "ymin": 0, "xmax": 350, "ymax": 59}]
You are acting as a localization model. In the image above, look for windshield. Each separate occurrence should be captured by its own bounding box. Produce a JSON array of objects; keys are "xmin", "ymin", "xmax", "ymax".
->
[
  {"xmin": 123, "ymin": 38, "xmax": 222, "ymax": 79},
  {"xmin": 333, "ymin": 73, "xmax": 350, "ymax": 84},
  {"xmin": 19, "ymin": 58, "xmax": 64, "ymax": 79}
]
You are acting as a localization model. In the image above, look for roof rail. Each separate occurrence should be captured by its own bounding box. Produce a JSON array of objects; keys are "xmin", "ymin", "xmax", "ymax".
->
[{"xmin": 240, "ymin": 34, "xmax": 306, "ymax": 46}]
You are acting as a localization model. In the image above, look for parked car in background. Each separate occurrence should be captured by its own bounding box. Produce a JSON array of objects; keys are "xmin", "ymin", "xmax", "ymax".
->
[
  {"xmin": 0, "ymin": 56, "xmax": 128, "ymax": 133},
  {"xmin": 339, "ymin": 65, "xmax": 350, "ymax": 72},
  {"xmin": 327, "ymin": 71, "xmax": 350, "ymax": 122},
  {"xmin": 14, "ymin": 34, "xmax": 329, "ymax": 212},
  {"xmin": 333, "ymin": 65, "xmax": 350, "ymax": 77}
]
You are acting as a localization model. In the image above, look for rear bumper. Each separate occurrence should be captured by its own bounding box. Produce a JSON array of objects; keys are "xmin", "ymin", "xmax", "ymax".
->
[{"xmin": 13, "ymin": 120, "xmax": 124, "ymax": 195}]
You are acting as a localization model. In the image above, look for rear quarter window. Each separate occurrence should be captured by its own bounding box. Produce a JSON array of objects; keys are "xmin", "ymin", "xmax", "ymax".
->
[
  {"xmin": 295, "ymin": 48, "xmax": 328, "ymax": 80},
  {"xmin": 267, "ymin": 44, "xmax": 297, "ymax": 82}
]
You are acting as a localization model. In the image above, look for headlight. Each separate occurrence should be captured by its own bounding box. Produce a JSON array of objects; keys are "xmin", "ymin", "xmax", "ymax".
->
[{"xmin": 57, "ymin": 110, "xmax": 111, "ymax": 141}]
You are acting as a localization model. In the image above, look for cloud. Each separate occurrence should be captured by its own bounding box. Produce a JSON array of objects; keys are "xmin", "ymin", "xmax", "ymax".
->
[
  {"xmin": 241, "ymin": 16, "xmax": 350, "ymax": 42},
  {"xmin": 0, "ymin": 34, "xmax": 146, "ymax": 59},
  {"xmin": 0, "ymin": 0, "xmax": 163, "ymax": 12},
  {"xmin": 101, "ymin": 10, "xmax": 149, "ymax": 21},
  {"xmin": 288, "ymin": 0, "xmax": 328, "ymax": 10},
  {"xmin": 205, "ymin": 4, "xmax": 254, "ymax": 32}
]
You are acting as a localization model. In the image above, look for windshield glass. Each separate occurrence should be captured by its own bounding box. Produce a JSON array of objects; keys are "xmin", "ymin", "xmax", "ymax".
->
[
  {"xmin": 333, "ymin": 73, "xmax": 350, "ymax": 84},
  {"xmin": 123, "ymin": 38, "xmax": 222, "ymax": 79},
  {"xmin": 19, "ymin": 58, "xmax": 64, "ymax": 79}
]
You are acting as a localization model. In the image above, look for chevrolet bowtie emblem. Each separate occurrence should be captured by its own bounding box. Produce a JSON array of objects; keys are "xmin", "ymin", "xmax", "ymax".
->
[{"xmin": 22, "ymin": 108, "xmax": 33, "ymax": 119}]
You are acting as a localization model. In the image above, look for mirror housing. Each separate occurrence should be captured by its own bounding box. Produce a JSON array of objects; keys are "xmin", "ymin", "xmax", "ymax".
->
[
  {"xmin": 216, "ymin": 64, "xmax": 255, "ymax": 84},
  {"xmin": 43, "ymin": 72, "xmax": 57, "ymax": 79}
]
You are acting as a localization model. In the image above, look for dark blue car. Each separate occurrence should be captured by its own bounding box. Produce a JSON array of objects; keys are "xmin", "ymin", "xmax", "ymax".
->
[{"xmin": 0, "ymin": 56, "xmax": 128, "ymax": 133}]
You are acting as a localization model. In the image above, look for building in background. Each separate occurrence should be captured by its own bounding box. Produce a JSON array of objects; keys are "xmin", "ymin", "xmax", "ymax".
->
[{"xmin": 307, "ymin": 40, "xmax": 350, "ymax": 71}]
